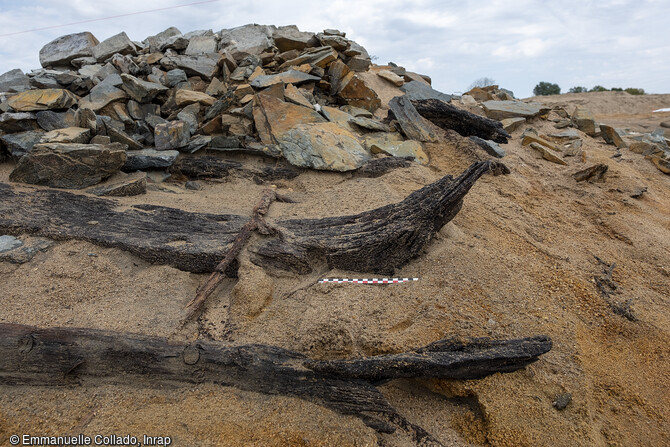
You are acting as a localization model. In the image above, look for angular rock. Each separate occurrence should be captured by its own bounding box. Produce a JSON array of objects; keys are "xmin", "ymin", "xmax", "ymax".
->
[
  {"xmin": 253, "ymin": 94, "xmax": 325, "ymax": 144},
  {"xmin": 88, "ymin": 171, "xmax": 147, "ymax": 196},
  {"xmin": 161, "ymin": 54, "xmax": 219, "ymax": 80},
  {"xmin": 272, "ymin": 25, "xmax": 316, "ymax": 52},
  {"xmin": 316, "ymin": 32, "xmax": 349, "ymax": 51},
  {"xmin": 0, "ymin": 238, "xmax": 54, "ymax": 264},
  {"xmin": 522, "ymin": 130, "xmax": 562, "ymax": 152},
  {"xmin": 529, "ymin": 142, "xmax": 567, "ymax": 165},
  {"xmin": 166, "ymin": 69, "xmax": 188, "ymax": 87},
  {"xmin": 144, "ymin": 27, "xmax": 182, "ymax": 52},
  {"xmin": 327, "ymin": 59, "xmax": 351, "ymax": 96},
  {"xmin": 573, "ymin": 164, "xmax": 608, "ymax": 182},
  {"xmin": 219, "ymin": 24, "xmax": 275, "ymax": 58},
  {"xmin": 482, "ymin": 100, "xmax": 549, "ymax": 120},
  {"xmin": 278, "ymin": 122, "xmax": 370, "ymax": 171},
  {"xmin": 629, "ymin": 141, "xmax": 659, "ymax": 156},
  {"xmin": 400, "ymin": 81, "xmax": 451, "ymax": 102},
  {"xmin": 122, "ymin": 149, "xmax": 179, "ymax": 171},
  {"xmin": 284, "ymin": 84, "xmax": 313, "ymax": 108},
  {"xmin": 250, "ymin": 70, "xmax": 320, "ymax": 88},
  {"xmin": 377, "ymin": 70, "xmax": 404, "ymax": 87},
  {"xmin": 347, "ymin": 56, "xmax": 371, "ymax": 72},
  {"xmin": 278, "ymin": 46, "xmax": 337, "ymax": 71},
  {"xmin": 349, "ymin": 116, "xmax": 390, "ymax": 132},
  {"xmin": 0, "ymin": 112, "xmax": 39, "ymax": 133},
  {"xmin": 93, "ymin": 32, "xmax": 136, "ymax": 62},
  {"xmin": 572, "ymin": 107, "xmax": 597, "ymax": 136},
  {"xmin": 6, "ymin": 89, "xmax": 78, "ymax": 112},
  {"xmin": 0, "ymin": 235, "xmax": 23, "ymax": 253},
  {"xmin": 0, "ymin": 130, "xmax": 45, "ymax": 158},
  {"xmin": 547, "ymin": 129, "xmax": 580, "ymax": 141},
  {"xmin": 365, "ymin": 132, "xmax": 428, "ymax": 164},
  {"xmin": 120, "ymin": 74, "xmax": 167, "ymax": 103},
  {"xmin": 77, "ymin": 83, "xmax": 127, "ymax": 111},
  {"xmin": 9, "ymin": 142, "xmax": 126, "ymax": 188},
  {"xmin": 39, "ymin": 32, "xmax": 99, "ymax": 68},
  {"xmin": 338, "ymin": 74, "xmax": 381, "ymax": 112},
  {"xmin": 470, "ymin": 136, "xmax": 506, "ymax": 158},
  {"xmin": 35, "ymin": 110, "xmax": 72, "ymax": 131},
  {"xmin": 154, "ymin": 121, "xmax": 190, "ymax": 150},
  {"xmin": 600, "ymin": 125, "xmax": 627, "ymax": 148},
  {"xmin": 500, "ymin": 117, "xmax": 526, "ymax": 133},
  {"xmin": 650, "ymin": 156, "xmax": 670, "ymax": 174},
  {"xmin": 0, "ymin": 69, "xmax": 32, "ymax": 93},
  {"xmin": 107, "ymin": 127, "xmax": 142, "ymax": 150},
  {"xmin": 41, "ymin": 126, "xmax": 91, "ymax": 144},
  {"xmin": 464, "ymin": 87, "xmax": 494, "ymax": 101},
  {"xmin": 183, "ymin": 135, "xmax": 211, "ymax": 153},
  {"xmin": 175, "ymin": 89, "xmax": 216, "ymax": 107},
  {"xmin": 185, "ymin": 35, "xmax": 217, "ymax": 55},
  {"xmin": 388, "ymin": 96, "xmax": 438, "ymax": 143}
]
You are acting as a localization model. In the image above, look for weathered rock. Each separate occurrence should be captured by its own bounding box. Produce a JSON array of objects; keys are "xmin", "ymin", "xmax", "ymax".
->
[
  {"xmin": 39, "ymin": 32, "xmax": 99, "ymax": 68},
  {"xmin": 278, "ymin": 46, "xmax": 337, "ymax": 71},
  {"xmin": 316, "ymin": 32, "xmax": 349, "ymax": 51},
  {"xmin": 185, "ymin": 35, "xmax": 218, "ymax": 55},
  {"xmin": 650, "ymin": 156, "xmax": 670, "ymax": 174},
  {"xmin": 482, "ymin": 100, "xmax": 549, "ymax": 120},
  {"xmin": 464, "ymin": 87, "xmax": 494, "ymax": 102},
  {"xmin": 35, "ymin": 110, "xmax": 72, "ymax": 131},
  {"xmin": 272, "ymin": 25, "xmax": 316, "ymax": 52},
  {"xmin": 6, "ymin": 89, "xmax": 78, "ymax": 112},
  {"xmin": 88, "ymin": 171, "xmax": 147, "ymax": 196},
  {"xmin": 252, "ymin": 94, "xmax": 325, "ymax": 144},
  {"xmin": 78, "ymin": 83, "xmax": 127, "ymax": 111},
  {"xmin": 529, "ymin": 142, "xmax": 567, "ymax": 165},
  {"xmin": 0, "ymin": 112, "xmax": 39, "ymax": 133},
  {"xmin": 573, "ymin": 164, "xmax": 608, "ymax": 182},
  {"xmin": 122, "ymin": 149, "xmax": 179, "ymax": 171},
  {"xmin": 278, "ymin": 122, "xmax": 370, "ymax": 171},
  {"xmin": 376, "ymin": 70, "xmax": 404, "ymax": 87},
  {"xmin": 320, "ymin": 105, "xmax": 356, "ymax": 130},
  {"xmin": 553, "ymin": 118, "xmax": 571, "ymax": 129},
  {"xmin": 547, "ymin": 129, "xmax": 580, "ymax": 141},
  {"xmin": 166, "ymin": 69, "xmax": 188, "ymax": 87},
  {"xmin": 629, "ymin": 141, "xmax": 659, "ymax": 156},
  {"xmin": 250, "ymin": 70, "xmax": 320, "ymax": 88},
  {"xmin": 154, "ymin": 121, "xmax": 190, "ymax": 150},
  {"xmin": 349, "ymin": 116, "xmax": 390, "ymax": 132},
  {"xmin": 600, "ymin": 125, "xmax": 627, "ymax": 148},
  {"xmin": 500, "ymin": 117, "xmax": 526, "ymax": 133},
  {"xmin": 144, "ymin": 27, "xmax": 182, "ymax": 52},
  {"xmin": 522, "ymin": 130, "xmax": 562, "ymax": 152},
  {"xmin": 161, "ymin": 54, "xmax": 219, "ymax": 80},
  {"xmin": 182, "ymin": 135, "xmax": 211, "ymax": 153},
  {"xmin": 120, "ymin": 74, "xmax": 167, "ymax": 103},
  {"xmin": 219, "ymin": 24, "xmax": 275, "ymax": 58},
  {"xmin": 400, "ymin": 81, "xmax": 451, "ymax": 102},
  {"xmin": 365, "ymin": 132, "xmax": 428, "ymax": 164},
  {"xmin": 92, "ymin": 32, "xmax": 136, "ymax": 62},
  {"xmin": 572, "ymin": 107, "xmax": 597, "ymax": 136},
  {"xmin": 0, "ymin": 235, "xmax": 23, "ymax": 253},
  {"xmin": 388, "ymin": 96, "xmax": 438, "ymax": 142},
  {"xmin": 9, "ymin": 142, "xmax": 126, "ymax": 188},
  {"xmin": 0, "ymin": 237, "xmax": 54, "ymax": 264},
  {"xmin": 0, "ymin": 69, "xmax": 32, "ymax": 93},
  {"xmin": 338, "ymin": 74, "xmax": 381, "ymax": 112},
  {"xmin": 0, "ymin": 130, "xmax": 45, "ymax": 158},
  {"xmin": 107, "ymin": 127, "xmax": 142, "ymax": 150},
  {"xmin": 177, "ymin": 103, "xmax": 200, "ymax": 134},
  {"xmin": 175, "ymin": 89, "xmax": 216, "ymax": 107},
  {"xmin": 470, "ymin": 136, "xmax": 506, "ymax": 158},
  {"xmin": 347, "ymin": 56, "xmax": 371, "ymax": 72},
  {"xmin": 41, "ymin": 126, "xmax": 91, "ymax": 144},
  {"xmin": 205, "ymin": 77, "xmax": 226, "ymax": 96},
  {"xmin": 284, "ymin": 84, "xmax": 313, "ymax": 108}
]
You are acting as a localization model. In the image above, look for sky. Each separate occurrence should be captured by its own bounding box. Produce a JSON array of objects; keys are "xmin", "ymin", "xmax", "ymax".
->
[{"xmin": 0, "ymin": 0, "xmax": 668, "ymax": 98}]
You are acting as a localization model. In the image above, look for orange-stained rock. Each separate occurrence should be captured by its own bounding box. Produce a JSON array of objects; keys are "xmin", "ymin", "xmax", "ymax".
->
[
  {"xmin": 175, "ymin": 89, "xmax": 216, "ymax": 107},
  {"xmin": 252, "ymin": 93, "xmax": 324, "ymax": 144},
  {"xmin": 7, "ymin": 89, "xmax": 79, "ymax": 112},
  {"xmin": 337, "ymin": 73, "xmax": 381, "ymax": 112}
]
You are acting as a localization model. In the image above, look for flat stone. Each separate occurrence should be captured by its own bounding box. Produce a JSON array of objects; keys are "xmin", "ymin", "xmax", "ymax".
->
[
  {"xmin": 0, "ymin": 69, "xmax": 32, "ymax": 93},
  {"xmin": 144, "ymin": 27, "xmax": 182, "ymax": 52},
  {"xmin": 338, "ymin": 73, "xmax": 381, "ymax": 112},
  {"xmin": 347, "ymin": 56, "xmax": 371, "ymax": 72},
  {"xmin": 120, "ymin": 74, "xmax": 167, "ymax": 103},
  {"xmin": 185, "ymin": 35, "xmax": 218, "ymax": 55},
  {"xmin": 107, "ymin": 127, "xmax": 143, "ymax": 150},
  {"xmin": 93, "ymin": 32, "xmax": 136, "ymax": 62},
  {"xmin": 522, "ymin": 130, "xmax": 562, "ymax": 152},
  {"xmin": 0, "ymin": 130, "xmax": 45, "ymax": 158},
  {"xmin": 0, "ymin": 237, "xmax": 54, "ymax": 264},
  {"xmin": 272, "ymin": 25, "xmax": 316, "ymax": 52},
  {"xmin": 482, "ymin": 100, "xmax": 549, "ymax": 120},
  {"xmin": 0, "ymin": 235, "xmax": 23, "ymax": 253},
  {"xmin": 278, "ymin": 46, "xmax": 338, "ymax": 71},
  {"xmin": 284, "ymin": 84, "xmax": 313, "ymax": 108},
  {"xmin": 88, "ymin": 171, "xmax": 147, "ymax": 196},
  {"xmin": 77, "ymin": 83, "xmax": 127, "ymax": 111},
  {"xmin": 377, "ymin": 70, "xmax": 404, "ymax": 87},
  {"xmin": 41, "ymin": 126, "xmax": 91, "ymax": 144},
  {"xmin": 175, "ymin": 89, "xmax": 216, "ymax": 107},
  {"xmin": 252, "ymin": 94, "xmax": 325, "ymax": 144},
  {"xmin": 154, "ymin": 121, "xmax": 190, "ymax": 150},
  {"xmin": 365, "ymin": 132, "xmax": 427, "ymax": 164},
  {"xmin": 39, "ymin": 32, "xmax": 99, "ymax": 67},
  {"xmin": 529, "ymin": 142, "xmax": 567, "ymax": 165},
  {"xmin": 35, "ymin": 110, "xmax": 71, "ymax": 131},
  {"xmin": 320, "ymin": 105, "xmax": 355, "ymax": 129},
  {"xmin": 166, "ymin": 69, "xmax": 188, "ymax": 87},
  {"xmin": 388, "ymin": 96, "xmax": 438, "ymax": 142},
  {"xmin": 219, "ymin": 24, "xmax": 276, "ymax": 59},
  {"xmin": 573, "ymin": 164, "xmax": 608, "ymax": 182},
  {"xmin": 629, "ymin": 141, "xmax": 659, "ymax": 155},
  {"xmin": 349, "ymin": 116, "xmax": 390, "ymax": 132},
  {"xmin": 400, "ymin": 80, "xmax": 451, "ymax": 102},
  {"xmin": 9, "ymin": 142, "xmax": 126, "ymax": 188},
  {"xmin": 182, "ymin": 135, "xmax": 211, "ymax": 153},
  {"xmin": 6, "ymin": 89, "xmax": 78, "ymax": 112},
  {"xmin": 161, "ymin": 54, "xmax": 219, "ymax": 80},
  {"xmin": 123, "ymin": 148, "xmax": 179, "ymax": 171},
  {"xmin": 547, "ymin": 129, "xmax": 580, "ymax": 140},
  {"xmin": 600, "ymin": 125, "xmax": 628, "ymax": 148},
  {"xmin": 572, "ymin": 107, "xmax": 597, "ymax": 136},
  {"xmin": 250, "ymin": 70, "xmax": 321, "ymax": 88},
  {"xmin": 278, "ymin": 121, "xmax": 370, "ymax": 171},
  {"xmin": 0, "ymin": 112, "xmax": 39, "ymax": 133},
  {"xmin": 500, "ymin": 117, "xmax": 526, "ymax": 133},
  {"xmin": 469, "ymin": 136, "xmax": 506, "ymax": 158}
]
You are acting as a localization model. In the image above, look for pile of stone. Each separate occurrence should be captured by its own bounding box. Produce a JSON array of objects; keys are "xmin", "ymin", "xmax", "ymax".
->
[{"xmin": 0, "ymin": 24, "xmax": 451, "ymax": 193}]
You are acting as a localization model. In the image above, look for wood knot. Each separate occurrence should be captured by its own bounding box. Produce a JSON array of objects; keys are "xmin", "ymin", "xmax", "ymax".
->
[{"xmin": 183, "ymin": 344, "xmax": 200, "ymax": 365}]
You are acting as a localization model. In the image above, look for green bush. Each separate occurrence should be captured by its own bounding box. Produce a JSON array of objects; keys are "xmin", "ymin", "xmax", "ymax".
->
[
  {"xmin": 611, "ymin": 87, "xmax": 623, "ymax": 91},
  {"xmin": 625, "ymin": 88, "xmax": 645, "ymax": 95},
  {"xmin": 533, "ymin": 82, "xmax": 561, "ymax": 96},
  {"xmin": 569, "ymin": 86, "xmax": 588, "ymax": 93},
  {"xmin": 590, "ymin": 85, "xmax": 608, "ymax": 92}
]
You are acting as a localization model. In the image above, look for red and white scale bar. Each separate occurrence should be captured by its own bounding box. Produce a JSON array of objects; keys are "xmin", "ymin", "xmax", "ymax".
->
[{"xmin": 318, "ymin": 278, "xmax": 419, "ymax": 284}]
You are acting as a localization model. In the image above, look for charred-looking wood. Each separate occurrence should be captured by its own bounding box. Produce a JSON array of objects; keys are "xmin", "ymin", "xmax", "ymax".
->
[
  {"xmin": 251, "ymin": 160, "xmax": 510, "ymax": 275},
  {"xmin": 0, "ymin": 323, "xmax": 551, "ymax": 446},
  {"xmin": 411, "ymin": 98, "xmax": 511, "ymax": 144},
  {"xmin": 171, "ymin": 156, "xmax": 302, "ymax": 183},
  {"xmin": 356, "ymin": 156, "xmax": 414, "ymax": 178}
]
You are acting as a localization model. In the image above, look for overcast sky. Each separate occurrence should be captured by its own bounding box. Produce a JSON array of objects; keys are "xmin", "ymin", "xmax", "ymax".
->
[{"xmin": 0, "ymin": 0, "xmax": 668, "ymax": 98}]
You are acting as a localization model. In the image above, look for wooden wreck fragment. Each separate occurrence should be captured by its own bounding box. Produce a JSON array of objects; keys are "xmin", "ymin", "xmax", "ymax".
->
[
  {"xmin": 411, "ymin": 98, "xmax": 511, "ymax": 144},
  {"xmin": 171, "ymin": 156, "xmax": 302, "ymax": 183},
  {"xmin": 252, "ymin": 160, "xmax": 510, "ymax": 275},
  {"xmin": 0, "ymin": 323, "xmax": 551, "ymax": 444}
]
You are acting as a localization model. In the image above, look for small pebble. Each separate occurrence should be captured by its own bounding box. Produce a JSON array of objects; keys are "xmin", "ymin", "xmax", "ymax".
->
[
  {"xmin": 553, "ymin": 392, "xmax": 572, "ymax": 410},
  {"xmin": 185, "ymin": 181, "xmax": 202, "ymax": 191},
  {"xmin": 87, "ymin": 220, "xmax": 99, "ymax": 226}
]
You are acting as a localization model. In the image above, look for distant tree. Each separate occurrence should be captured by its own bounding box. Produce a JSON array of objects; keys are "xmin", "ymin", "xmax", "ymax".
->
[
  {"xmin": 611, "ymin": 87, "xmax": 623, "ymax": 91},
  {"xmin": 569, "ymin": 86, "xmax": 588, "ymax": 93},
  {"xmin": 590, "ymin": 85, "xmax": 608, "ymax": 92},
  {"xmin": 468, "ymin": 77, "xmax": 496, "ymax": 90},
  {"xmin": 625, "ymin": 88, "xmax": 645, "ymax": 95},
  {"xmin": 533, "ymin": 82, "xmax": 561, "ymax": 96}
]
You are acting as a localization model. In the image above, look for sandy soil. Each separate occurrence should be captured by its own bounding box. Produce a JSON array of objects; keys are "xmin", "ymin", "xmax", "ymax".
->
[{"xmin": 1, "ymin": 91, "xmax": 669, "ymax": 446}]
